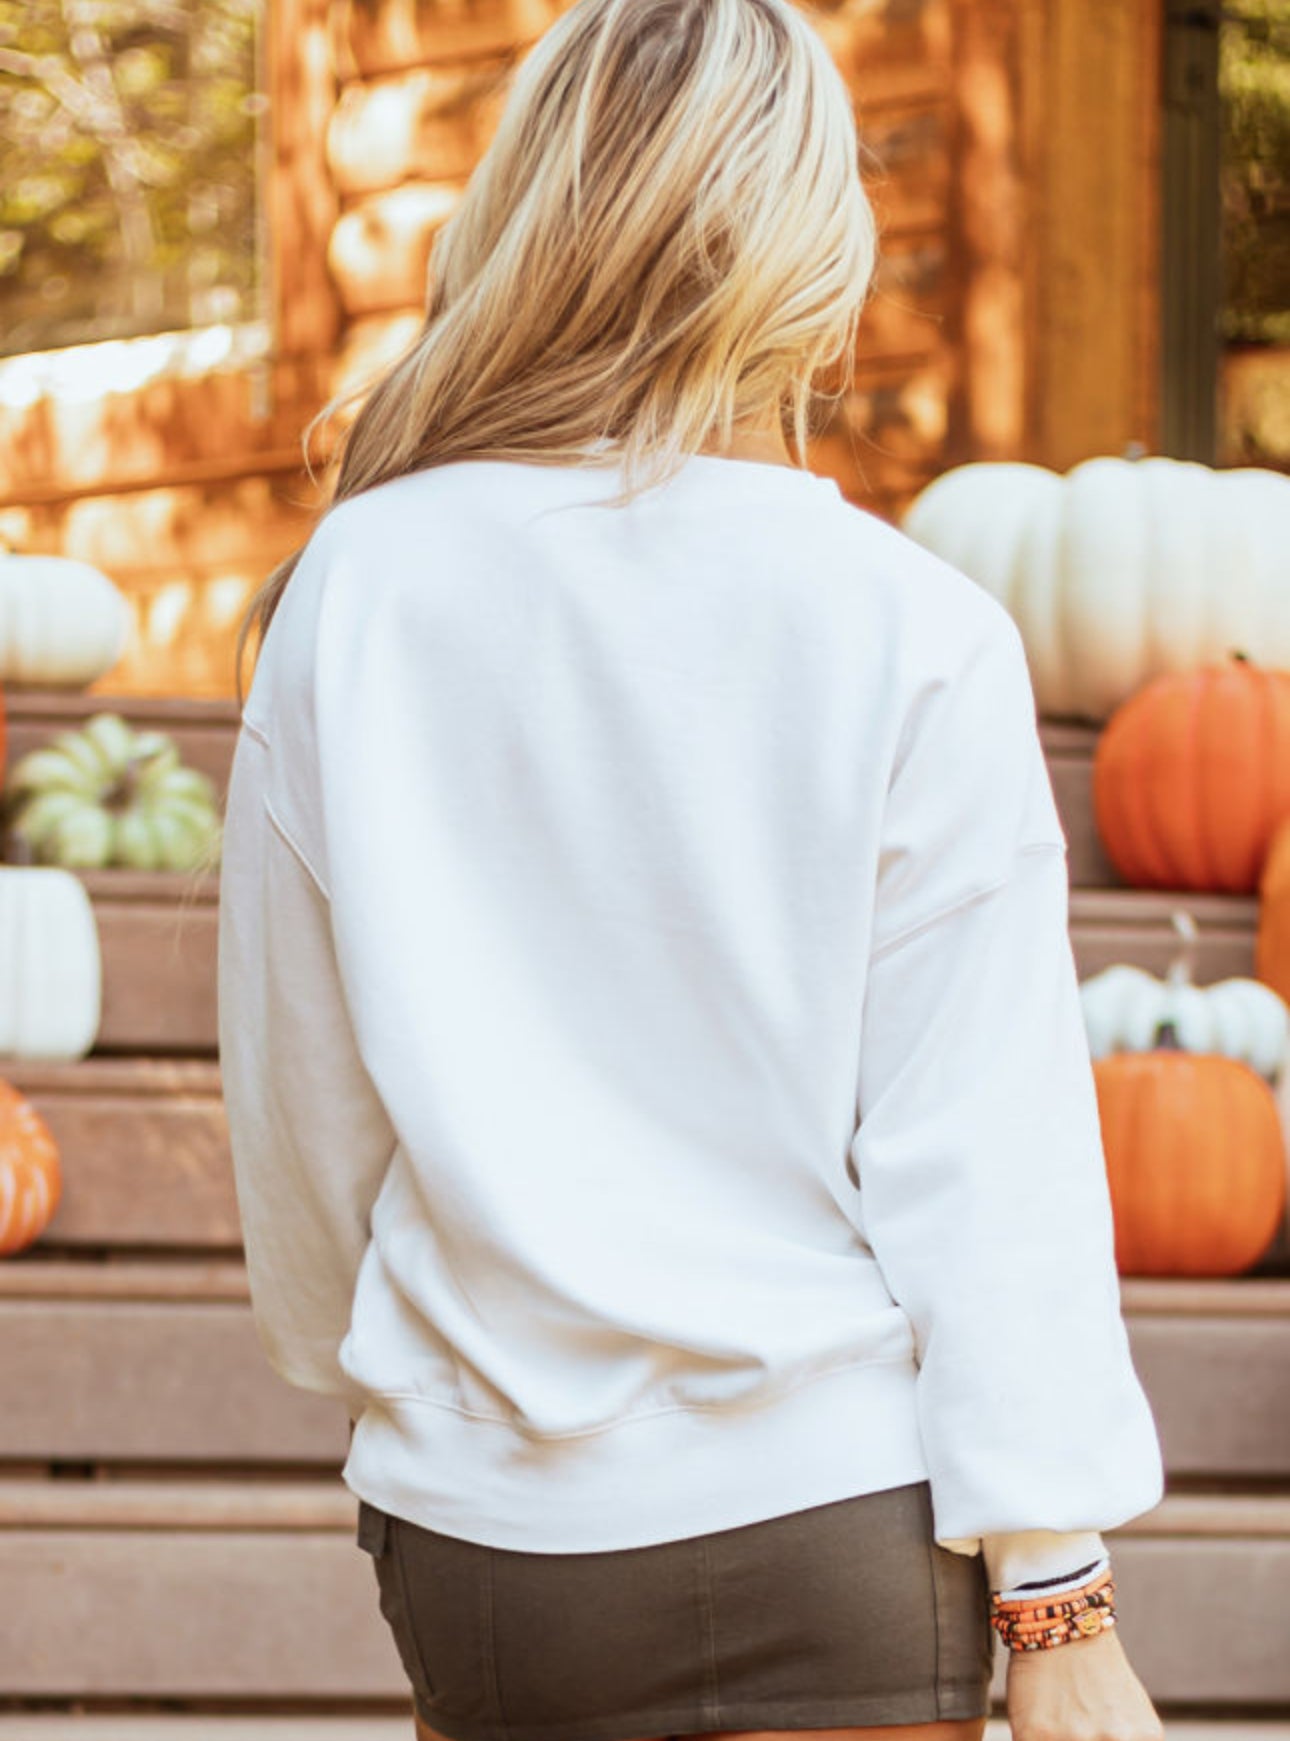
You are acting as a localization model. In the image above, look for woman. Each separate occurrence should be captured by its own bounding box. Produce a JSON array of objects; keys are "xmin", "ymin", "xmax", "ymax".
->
[{"xmin": 216, "ymin": 2, "xmax": 1169, "ymax": 1740}]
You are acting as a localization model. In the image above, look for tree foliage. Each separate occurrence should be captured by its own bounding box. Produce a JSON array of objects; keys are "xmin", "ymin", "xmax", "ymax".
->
[{"xmin": 0, "ymin": 0, "xmax": 262, "ymax": 357}]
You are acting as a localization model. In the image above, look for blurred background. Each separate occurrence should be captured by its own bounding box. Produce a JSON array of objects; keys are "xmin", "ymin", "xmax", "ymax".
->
[
  {"xmin": 0, "ymin": 0, "xmax": 1285, "ymax": 695},
  {"xmin": 2, "ymin": 4, "xmax": 1290, "ymax": 1739}
]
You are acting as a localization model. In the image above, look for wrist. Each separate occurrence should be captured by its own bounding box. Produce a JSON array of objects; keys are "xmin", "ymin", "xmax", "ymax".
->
[{"xmin": 990, "ymin": 1567, "xmax": 1117, "ymax": 1652}]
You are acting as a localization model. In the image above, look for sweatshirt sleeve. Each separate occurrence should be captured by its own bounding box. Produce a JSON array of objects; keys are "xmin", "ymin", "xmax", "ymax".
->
[
  {"xmin": 980, "ymin": 1529, "xmax": 1109, "ymax": 1598},
  {"xmin": 849, "ymin": 605, "xmax": 1165, "ymax": 1566},
  {"xmin": 217, "ymin": 718, "xmax": 398, "ymax": 1422}
]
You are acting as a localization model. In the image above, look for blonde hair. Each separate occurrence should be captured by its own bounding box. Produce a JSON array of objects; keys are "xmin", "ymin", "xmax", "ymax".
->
[{"xmin": 234, "ymin": 0, "xmax": 876, "ymax": 705}]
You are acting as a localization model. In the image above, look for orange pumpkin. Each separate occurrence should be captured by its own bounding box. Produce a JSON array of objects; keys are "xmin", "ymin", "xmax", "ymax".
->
[
  {"xmin": 1092, "ymin": 654, "xmax": 1290, "ymax": 894},
  {"xmin": 0, "ymin": 1080, "xmax": 61, "ymax": 1256},
  {"xmin": 1257, "ymin": 816, "xmax": 1290, "ymax": 1007},
  {"xmin": 1093, "ymin": 1022, "xmax": 1287, "ymax": 1275}
]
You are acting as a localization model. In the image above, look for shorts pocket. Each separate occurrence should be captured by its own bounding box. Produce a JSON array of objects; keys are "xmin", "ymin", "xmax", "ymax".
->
[{"xmin": 355, "ymin": 1499, "xmax": 438, "ymax": 1706}]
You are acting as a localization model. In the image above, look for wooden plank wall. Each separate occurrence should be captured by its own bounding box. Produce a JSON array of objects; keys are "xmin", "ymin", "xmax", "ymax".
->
[
  {"xmin": 0, "ymin": 0, "xmax": 1162, "ymax": 701},
  {"xmin": 0, "ymin": 0, "xmax": 341, "ymax": 703},
  {"xmin": 810, "ymin": 0, "xmax": 957, "ymax": 516}
]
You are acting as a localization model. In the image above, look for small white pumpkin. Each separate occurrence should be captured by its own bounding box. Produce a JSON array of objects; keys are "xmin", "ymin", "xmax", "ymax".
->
[
  {"xmin": 0, "ymin": 865, "xmax": 101, "ymax": 1060},
  {"xmin": 901, "ymin": 456, "xmax": 1290, "ymax": 723},
  {"xmin": 0, "ymin": 550, "xmax": 131, "ymax": 688},
  {"xmin": 1080, "ymin": 912, "xmax": 1290, "ymax": 1083}
]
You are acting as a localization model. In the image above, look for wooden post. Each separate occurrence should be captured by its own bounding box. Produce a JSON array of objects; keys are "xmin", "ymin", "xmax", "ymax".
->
[
  {"xmin": 945, "ymin": 0, "xmax": 1029, "ymax": 464},
  {"xmin": 1019, "ymin": 0, "xmax": 1164, "ymax": 468}
]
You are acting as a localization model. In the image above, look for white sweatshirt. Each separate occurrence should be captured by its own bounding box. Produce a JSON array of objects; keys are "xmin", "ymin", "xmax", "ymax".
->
[{"xmin": 216, "ymin": 452, "xmax": 1165, "ymax": 1594}]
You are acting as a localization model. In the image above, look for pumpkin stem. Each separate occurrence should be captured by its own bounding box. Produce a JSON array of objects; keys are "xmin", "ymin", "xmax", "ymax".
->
[
  {"xmin": 106, "ymin": 757, "xmax": 145, "ymax": 813},
  {"xmin": 1122, "ymin": 441, "xmax": 1148, "ymax": 461},
  {"xmin": 1231, "ymin": 650, "xmax": 1251, "ymax": 664},
  {"xmin": 1166, "ymin": 911, "xmax": 1198, "ymax": 991},
  {"xmin": 1153, "ymin": 1018, "xmax": 1184, "ymax": 1050}
]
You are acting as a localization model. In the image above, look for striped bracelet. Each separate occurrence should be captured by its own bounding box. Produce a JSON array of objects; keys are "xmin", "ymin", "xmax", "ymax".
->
[{"xmin": 989, "ymin": 1569, "xmax": 1117, "ymax": 1652}]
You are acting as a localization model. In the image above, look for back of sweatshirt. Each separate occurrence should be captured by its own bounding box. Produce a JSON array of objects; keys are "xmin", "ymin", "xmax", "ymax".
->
[{"xmin": 216, "ymin": 452, "xmax": 1164, "ymax": 1583}]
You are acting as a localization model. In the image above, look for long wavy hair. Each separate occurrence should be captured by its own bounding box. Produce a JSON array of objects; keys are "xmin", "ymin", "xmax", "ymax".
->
[{"xmin": 234, "ymin": 0, "xmax": 877, "ymax": 705}]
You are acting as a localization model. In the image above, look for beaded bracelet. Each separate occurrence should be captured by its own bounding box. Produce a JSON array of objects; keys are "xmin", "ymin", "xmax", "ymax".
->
[
  {"xmin": 991, "ymin": 1570, "xmax": 1115, "ymax": 1632},
  {"xmin": 990, "ymin": 1569, "xmax": 1117, "ymax": 1652},
  {"xmin": 992, "ymin": 1607, "xmax": 1117, "ymax": 1650}
]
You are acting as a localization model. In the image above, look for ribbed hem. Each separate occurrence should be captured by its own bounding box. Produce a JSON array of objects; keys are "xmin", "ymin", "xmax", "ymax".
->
[{"xmin": 342, "ymin": 1353, "xmax": 929, "ymax": 1552}]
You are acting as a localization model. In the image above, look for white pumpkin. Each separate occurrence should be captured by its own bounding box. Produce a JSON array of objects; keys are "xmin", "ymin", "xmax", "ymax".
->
[
  {"xmin": 1080, "ymin": 913, "xmax": 1290, "ymax": 1082},
  {"xmin": 901, "ymin": 456, "xmax": 1290, "ymax": 723},
  {"xmin": 0, "ymin": 866, "xmax": 102, "ymax": 1060},
  {"xmin": 0, "ymin": 551, "xmax": 131, "ymax": 688}
]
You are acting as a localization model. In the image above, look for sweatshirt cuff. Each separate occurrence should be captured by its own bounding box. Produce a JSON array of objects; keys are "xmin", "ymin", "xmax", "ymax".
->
[{"xmin": 979, "ymin": 1529, "xmax": 1109, "ymax": 1595}]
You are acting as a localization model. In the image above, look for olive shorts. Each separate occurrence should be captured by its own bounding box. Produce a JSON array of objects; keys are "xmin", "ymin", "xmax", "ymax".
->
[{"xmin": 355, "ymin": 1478, "xmax": 994, "ymax": 1741}]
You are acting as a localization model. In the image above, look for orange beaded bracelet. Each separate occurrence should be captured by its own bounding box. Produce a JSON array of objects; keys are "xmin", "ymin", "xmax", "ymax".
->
[{"xmin": 989, "ymin": 1569, "xmax": 1117, "ymax": 1652}]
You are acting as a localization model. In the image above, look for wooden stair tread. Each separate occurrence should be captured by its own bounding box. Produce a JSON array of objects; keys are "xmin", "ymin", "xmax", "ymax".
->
[
  {"xmin": 0, "ymin": 689, "xmax": 1262, "ymax": 907},
  {"xmin": 0, "ymin": 1478, "xmax": 1285, "ymax": 1534},
  {"xmin": 0, "ymin": 1298, "xmax": 350, "ymax": 1463},
  {"xmin": 0, "ymin": 1264, "xmax": 1285, "ymax": 1470},
  {"xmin": 77, "ymin": 882, "xmax": 217, "ymax": 1056},
  {"xmin": 4, "ymin": 1058, "xmax": 222, "ymax": 1094},
  {"xmin": 0, "ymin": 1480, "xmax": 358, "ymax": 1532},
  {"xmin": 1039, "ymin": 720, "xmax": 1102, "ymax": 754},
  {"xmin": 2, "ymin": 689, "xmax": 1273, "ymax": 1055},
  {"xmin": 1069, "ymin": 888, "xmax": 1259, "ymax": 925},
  {"xmin": 1120, "ymin": 1278, "xmax": 1290, "ymax": 1315},
  {"xmin": 11, "ymin": 1063, "xmax": 237, "ymax": 1248},
  {"xmin": 13, "ymin": 1046, "xmax": 1287, "ymax": 1260},
  {"xmin": 1, "ymin": 1480, "xmax": 1289, "ymax": 1703},
  {"xmin": 996, "ymin": 1731, "xmax": 1290, "ymax": 1741},
  {"xmin": 56, "ymin": 875, "xmax": 1267, "ymax": 921},
  {"xmin": 3, "ymin": 1255, "xmax": 1289, "ymax": 1311},
  {"xmin": 77, "ymin": 869, "xmax": 218, "ymax": 903},
  {"xmin": 0, "ymin": 1259, "xmax": 250, "ymax": 1299},
  {"xmin": 0, "ymin": 1725, "xmax": 411, "ymax": 1740},
  {"xmin": 20, "ymin": 880, "xmax": 1276, "ymax": 1059},
  {"xmin": 0, "ymin": 1722, "xmax": 1287, "ymax": 1741},
  {"xmin": 5, "ymin": 690, "xmax": 239, "ymax": 726},
  {"xmin": 0, "ymin": 1725, "xmax": 415, "ymax": 1740}
]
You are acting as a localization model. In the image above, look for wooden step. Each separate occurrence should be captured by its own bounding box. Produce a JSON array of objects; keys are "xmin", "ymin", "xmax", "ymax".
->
[
  {"xmin": 5, "ymin": 691, "xmax": 239, "ymax": 805},
  {"xmin": 9, "ymin": 1040, "xmax": 1289, "ymax": 1299},
  {"xmin": 1070, "ymin": 888, "xmax": 1258, "ymax": 981},
  {"xmin": 11, "ymin": 1051, "xmax": 1287, "ymax": 1275},
  {"xmin": 43, "ymin": 880, "xmax": 1271, "ymax": 1060},
  {"xmin": 0, "ymin": 1275, "xmax": 347, "ymax": 1465},
  {"xmin": 0, "ymin": 692, "xmax": 1132, "ymax": 894},
  {"xmin": 0, "ymin": 1725, "xmax": 418, "ymax": 1740},
  {"xmin": 0, "ymin": 1724, "xmax": 1287, "ymax": 1741},
  {"xmin": 1120, "ymin": 1279, "xmax": 1290, "ymax": 1474},
  {"xmin": 0, "ymin": 700, "xmax": 1272, "ymax": 902},
  {"xmin": 0, "ymin": 1725, "xmax": 414, "ymax": 1740},
  {"xmin": 0, "ymin": 1264, "xmax": 1286, "ymax": 1474},
  {"xmin": 82, "ymin": 871, "xmax": 218, "ymax": 1056},
  {"xmin": 7, "ymin": 1061, "xmax": 236, "ymax": 1249},
  {"xmin": 0, "ymin": 1478, "xmax": 401, "ymax": 1701},
  {"xmin": 1, "ymin": 694, "xmax": 1271, "ymax": 1064},
  {"xmin": 0, "ymin": 1481, "xmax": 1284, "ymax": 1705},
  {"xmin": 1043, "ymin": 718, "xmax": 1121, "ymax": 887}
]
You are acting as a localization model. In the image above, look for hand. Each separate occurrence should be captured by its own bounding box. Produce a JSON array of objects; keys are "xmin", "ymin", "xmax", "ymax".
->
[{"xmin": 1005, "ymin": 1623, "xmax": 1166, "ymax": 1741}]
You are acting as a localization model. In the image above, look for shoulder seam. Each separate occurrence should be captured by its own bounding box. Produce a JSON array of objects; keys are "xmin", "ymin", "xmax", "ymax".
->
[
  {"xmin": 869, "ymin": 838, "xmax": 1067, "ymax": 964},
  {"xmin": 263, "ymin": 796, "xmax": 331, "ymax": 903}
]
